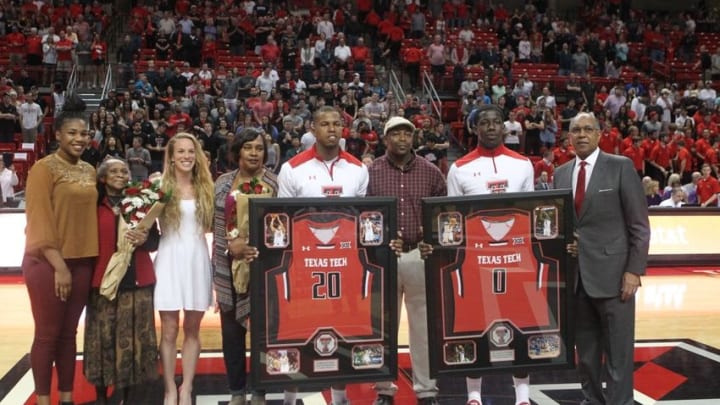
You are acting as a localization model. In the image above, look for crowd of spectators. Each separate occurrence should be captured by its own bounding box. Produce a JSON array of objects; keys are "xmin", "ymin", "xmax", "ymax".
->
[
  {"xmin": 1, "ymin": 0, "xmax": 720, "ymax": 208},
  {"xmin": 0, "ymin": 0, "xmax": 111, "ymax": 88}
]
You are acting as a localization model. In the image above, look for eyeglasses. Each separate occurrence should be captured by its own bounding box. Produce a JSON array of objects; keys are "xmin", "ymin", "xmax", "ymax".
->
[{"xmin": 569, "ymin": 126, "xmax": 597, "ymax": 134}]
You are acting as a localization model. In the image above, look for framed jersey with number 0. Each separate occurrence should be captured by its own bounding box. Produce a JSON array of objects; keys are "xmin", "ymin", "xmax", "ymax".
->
[
  {"xmin": 422, "ymin": 190, "xmax": 575, "ymax": 376},
  {"xmin": 249, "ymin": 197, "xmax": 398, "ymax": 389}
]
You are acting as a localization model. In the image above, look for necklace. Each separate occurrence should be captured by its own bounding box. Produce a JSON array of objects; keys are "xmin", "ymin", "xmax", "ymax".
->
[{"xmin": 107, "ymin": 195, "xmax": 123, "ymax": 216}]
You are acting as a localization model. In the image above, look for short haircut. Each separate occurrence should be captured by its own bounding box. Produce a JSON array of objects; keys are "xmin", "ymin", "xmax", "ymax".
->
[
  {"xmin": 230, "ymin": 128, "xmax": 268, "ymax": 164},
  {"xmin": 569, "ymin": 112, "xmax": 599, "ymax": 130},
  {"xmin": 468, "ymin": 104, "xmax": 504, "ymax": 128},
  {"xmin": 313, "ymin": 105, "xmax": 340, "ymax": 122}
]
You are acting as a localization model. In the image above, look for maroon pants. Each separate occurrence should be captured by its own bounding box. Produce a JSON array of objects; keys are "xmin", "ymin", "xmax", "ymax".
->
[{"xmin": 22, "ymin": 254, "xmax": 93, "ymax": 395}]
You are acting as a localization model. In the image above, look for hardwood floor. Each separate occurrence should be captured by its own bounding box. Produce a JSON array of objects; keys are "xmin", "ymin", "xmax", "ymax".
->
[{"xmin": 1, "ymin": 271, "xmax": 719, "ymax": 377}]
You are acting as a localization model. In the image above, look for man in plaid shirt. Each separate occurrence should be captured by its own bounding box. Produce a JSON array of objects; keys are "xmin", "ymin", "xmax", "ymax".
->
[{"xmin": 367, "ymin": 116, "xmax": 446, "ymax": 405}]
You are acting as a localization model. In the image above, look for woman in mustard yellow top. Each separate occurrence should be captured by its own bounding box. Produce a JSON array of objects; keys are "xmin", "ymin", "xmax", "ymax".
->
[{"xmin": 23, "ymin": 96, "xmax": 97, "ymax": 405}]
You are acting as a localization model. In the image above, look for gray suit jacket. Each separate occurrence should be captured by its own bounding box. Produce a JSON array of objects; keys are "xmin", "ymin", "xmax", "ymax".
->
[{"xmin": 554, "ymin": 151, "xmax": 651, "ymax": 298}]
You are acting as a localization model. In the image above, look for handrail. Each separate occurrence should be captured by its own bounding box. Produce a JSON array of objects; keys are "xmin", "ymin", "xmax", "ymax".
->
[
  {"xmin": 421, "ymin": 70, "xmax": 442, "ymax": 120},
  {"xmin": 66, "ymin": 64, "xmax": 78, "ymax": 96},
  {"xmin": 388, "ymin": 69, "xmax": 407, "ymax": 108},
  {"xmin": 100, "ymin": 63, "xmax": 113, "ymax": 101},
  {"xmin": 420, "ymin": 70, "xmax": 464, "ymax": 151}
]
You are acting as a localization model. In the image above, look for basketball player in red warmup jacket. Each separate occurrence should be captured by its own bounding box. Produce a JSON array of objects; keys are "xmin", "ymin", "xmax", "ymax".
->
[
  {"xmin": 445, "ymin": 105, "xmax": 535, "ymax": 405},
  {"xmin": 277, "ymin": 106, "xmax": 369, "ymax": 405}
]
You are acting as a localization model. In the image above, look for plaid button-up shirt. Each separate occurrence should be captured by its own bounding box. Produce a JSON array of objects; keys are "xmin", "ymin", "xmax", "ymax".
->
[{"xmin": 367, "ymin": 154, "xmax": 447, "ymax": 245}]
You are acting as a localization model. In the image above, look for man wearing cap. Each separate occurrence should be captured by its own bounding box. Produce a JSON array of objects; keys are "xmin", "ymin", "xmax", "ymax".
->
[
  {"xmin": 368, "ymin": 116, "xmax": 445, "ymax": 405},
  {"xmin": 447, "ymin": 104, "xmax": 535, "ymax": 405}
]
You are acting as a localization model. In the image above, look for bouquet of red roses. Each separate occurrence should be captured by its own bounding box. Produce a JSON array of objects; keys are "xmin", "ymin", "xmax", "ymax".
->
[
  {"xmin": 225, "ymin": 176, "xmax": 273, "ymax": 294},
  {"xmin": 100, "ymin": 177, "xmax": 170, "ymax": 300}
]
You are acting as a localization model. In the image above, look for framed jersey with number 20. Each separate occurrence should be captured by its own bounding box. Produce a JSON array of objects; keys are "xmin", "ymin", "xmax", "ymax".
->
[
  {"xmin": 249, "ymin": 197, "xmax": 398, "ymax": 389},
  {"xmin": 422, "ymin": 190, "xmax": 576, "ymax": 376}
]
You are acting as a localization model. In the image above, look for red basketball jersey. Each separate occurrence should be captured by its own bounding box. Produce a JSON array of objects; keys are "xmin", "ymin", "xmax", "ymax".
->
[
  {"xmin": 442, "ymin": 209, "xmax": 559, "ymax": 338},
  {"xmin": 267, "ymin": 212, "xmax": 383, "ymax": 345}
]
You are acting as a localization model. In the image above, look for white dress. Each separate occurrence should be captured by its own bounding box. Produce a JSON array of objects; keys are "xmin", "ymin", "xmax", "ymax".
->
[{"xmin": 154, "ymin": 199, "xmax": 213, "ymax": 311}]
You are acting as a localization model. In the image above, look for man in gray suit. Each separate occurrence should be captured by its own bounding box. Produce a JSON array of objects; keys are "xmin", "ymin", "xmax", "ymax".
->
[{"xmin": 553, "ymin": 112, "xmax": 650, "ymax": 405}]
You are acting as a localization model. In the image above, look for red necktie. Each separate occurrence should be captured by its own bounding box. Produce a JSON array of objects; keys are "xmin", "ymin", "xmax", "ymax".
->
[{"xmin": 575, "ymin": 161, "xmax": 587, "ymax": 216}]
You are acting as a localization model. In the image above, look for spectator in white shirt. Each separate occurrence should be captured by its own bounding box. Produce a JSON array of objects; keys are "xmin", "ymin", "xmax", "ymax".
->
[
  {"xmin": 630, "ymin": 92, "xmax": 647, "ymax": 123},
  {"xmin": 658, "ymin": 187, "xmax": 685, "ymax": 207},
  {"xmin": 458, "ymin": 26, "xmax": 474, "ymax": 43},
  {"xmin": 333, "ymin": 37, "xmax": 352, "ymax": 69},
  {"xmin": 317, "ymin": 13, "xmax": 335, "ymax": 40},
  {"xmin": 459, "ymin": 74, "xmax": 479, "ymax": 97},
  {"xmin": 699, "ymin": 80, "xmax": 717, "ymax": 109},
  {"xmin": 0, "ymin": 154, "xmax": 18, "ymax": 204},
  {"xmin": 536, "ymin": 86, "xmax": 557, "ymax": 110},
  {"xmin": 18, "ymin": 92, "xmax": 44, "ymax": 143},
  {"xmin": 503, "ymin": 110, "xmax": 523, "ymax": 152}
]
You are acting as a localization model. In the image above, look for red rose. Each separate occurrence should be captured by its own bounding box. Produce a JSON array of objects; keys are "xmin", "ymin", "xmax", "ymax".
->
[
  {"xmin": 241, "ymin": 182, "xmax": 251, "ymax": 193},
  {"xmin": 254, "ymin": 184, "xmax": 264, "ymax": 194},
  {"xmin": 125, "ymin": 187, "xmax": 140, "ymax": 195},
  {"xmin": 142, "ymin": 180, "xmax": 151, "ymax": 188}
]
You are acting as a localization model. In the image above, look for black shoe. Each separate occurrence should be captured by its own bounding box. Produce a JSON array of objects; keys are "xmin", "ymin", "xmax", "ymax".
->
[
  {"xmin": 374, "ymin": 394, "xmax": 394, "ymax": 405},
  {"xmin": 417, "ymin": 398, "xmax": 439, "ymax": 405}
]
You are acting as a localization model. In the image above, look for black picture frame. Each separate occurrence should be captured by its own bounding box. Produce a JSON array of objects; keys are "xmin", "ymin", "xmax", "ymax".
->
[
  {"xmin": 249, "ymin": 197, "xmax": 398, "ymax": 389},
  {"xmin": 422, "ymin": 190, "xmax": 576, "ymax": 377}
]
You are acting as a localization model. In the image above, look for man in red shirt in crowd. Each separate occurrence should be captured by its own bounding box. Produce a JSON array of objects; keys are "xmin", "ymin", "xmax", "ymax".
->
[
  {"xmin": 6, "ymin": 26, "xmax": 26, "ymax": 67},
  {"xmin": 69, "ymin": 0, "xmax": 84, "ymax": 18},
  {"xmin": 21, "ymin": 0, "xmax": 38, "ymax": 17},
  {"xmin": 494, "ymin": 3, "xmax": 509, "ymax": 22},
  {"xmin": 56, "ymin": 31, "xmax": 75, "ymax": 81},
  {"xmin": 598, "ymin": 125, "xmax": 621, "ymax": 154},
  {"xmin": 694, "ymin": 128, "xmax": 713, "ymax": 161},
  {"xmin": 351, "ymin": 37, "xmax": 370, "ymax": 80},
  {"xmin": 387, "ymin": 24, "xmax": 405, "ymax": 63},
  {"xmin": 695, "ymin": 114, "xmax": 719, "ymax": 138},
  {"xmin": 623, "ymin": 136, "xmax": 645, "ymax": 176},
  {"xmin": 534, "ymin": 150, "xmax": 555, "ymax": 182},
  {"xmin": 260, "ymin": 37, "xmax": 281, "ymax": 66},
  {"xmin": 704, "ymin": 139, "xmax": 720, "ymax": 176},
  {"xmin": 252, "ymin": 90, "xmax": 274, "ymax": 124},
  {"xmin": 649, "ymin": 133, "xmax": 672, "ymax": 185},
  {"xmin": 25, "ymin": 27, "xmax": 43, "ymax": 66},
  {"xmin": 357, "ymin": 0, "xmax": 373, "ymax": 22},
  {"xmin": 402, "ymin": 44, "xmax": 423, "ymax": 92},
  {"xmin": 696, "ymin": 163, "xmax": 720, "ymax": 207},
  {"xmin": 553, "ymin": 137, "xmax": 576, "ymax": 166},
  {"xmin": 167, "ymin": 104, "xmax": 192, "ymax": 138},
  {"xmin": 511, "ymin": 96, "xmax": 531, "ymax": 123},
  {"xmin": 675, "ymin": 140, "xmax": 694, "ymax": 183}
]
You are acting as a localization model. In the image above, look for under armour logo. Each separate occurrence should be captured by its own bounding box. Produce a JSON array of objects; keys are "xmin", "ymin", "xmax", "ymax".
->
[
  {"xmin": 302, "ymin": 246, "xmax": 311, "ymax": 251},
  {"xmin": 473, "ymin": 171, "xmax": 482, "ymax": 177},
  {"xmin": 474, "ymin": 243, "xmax": 484, "ymax": 248},
  {"xmin": 308, "ymin": 175, "xmax": 316, "ymax": 180}
]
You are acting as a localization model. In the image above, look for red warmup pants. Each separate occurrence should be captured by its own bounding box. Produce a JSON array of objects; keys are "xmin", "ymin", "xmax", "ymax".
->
[{"xmin": 22, "ymin": 254, "xmax": 93, "ymax": 395}]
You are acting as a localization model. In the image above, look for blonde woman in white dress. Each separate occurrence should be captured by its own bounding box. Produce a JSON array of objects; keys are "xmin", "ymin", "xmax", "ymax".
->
[{"xmin": 154, "ymin": 133, "xmax": 215, "ymax": 405}]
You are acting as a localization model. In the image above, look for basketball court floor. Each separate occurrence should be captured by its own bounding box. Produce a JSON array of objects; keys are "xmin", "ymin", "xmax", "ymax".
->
[{"xmin": 1, "ymin": 266, "xmax": 719, "ymax": 404}]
